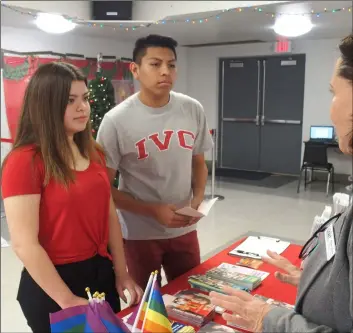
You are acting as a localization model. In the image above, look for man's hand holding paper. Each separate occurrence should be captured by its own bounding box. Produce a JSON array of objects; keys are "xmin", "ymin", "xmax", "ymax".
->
[{"xmin": 176, "ymin": 198, "xmax": 218, "ymax": 219}]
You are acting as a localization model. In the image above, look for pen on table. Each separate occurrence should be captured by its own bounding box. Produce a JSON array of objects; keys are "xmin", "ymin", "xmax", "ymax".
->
[
  {"xmin": 257, "ymin": 236, "xmax": 280, "ymax": 242},
  {"xmin": 235, "ymin": 250, "xmax": 261, "ymax": 257}
]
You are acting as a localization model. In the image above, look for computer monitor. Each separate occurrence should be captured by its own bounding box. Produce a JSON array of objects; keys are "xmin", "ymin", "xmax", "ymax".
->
[{"xmin": 310, "ymin": 126, "xmax": 334, "ymax": 140}]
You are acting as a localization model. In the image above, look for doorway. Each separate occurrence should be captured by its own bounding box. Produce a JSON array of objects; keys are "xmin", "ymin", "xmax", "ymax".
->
[{"xmin": 218, "ymin": 54, "xmax": 306, "ymax": 175}]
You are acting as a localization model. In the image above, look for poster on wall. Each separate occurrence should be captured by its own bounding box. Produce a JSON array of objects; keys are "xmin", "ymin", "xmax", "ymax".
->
[
  {"xmin": 0, "ymin": 54, "xmax": 134, "ymax": 163},
  {"xmin": 2, "ymin": 55, "xmax": 38, "ymax": 142},
  {"xmin": 112, "ymin": 80, "xmax": 135, "ymax": 104}
]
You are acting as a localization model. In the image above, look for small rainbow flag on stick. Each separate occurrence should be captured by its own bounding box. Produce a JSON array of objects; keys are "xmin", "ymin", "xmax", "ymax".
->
[{"xmin": 127, "ymin": 271, "xmax": 172, "ymax": 333}]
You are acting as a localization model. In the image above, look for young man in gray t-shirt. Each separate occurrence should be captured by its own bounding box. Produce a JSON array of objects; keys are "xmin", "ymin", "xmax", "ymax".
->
[{"xmin": 97, "ymin": 34, "xmax": 213, "ymax": 289}]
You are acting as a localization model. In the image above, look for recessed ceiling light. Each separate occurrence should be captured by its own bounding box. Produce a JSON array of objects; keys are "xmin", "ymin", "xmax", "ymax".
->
[
  {"xmin": 35, "ymin": 13, "xmax": 76, "ymax": 34},
  {"xmin": 273, "ymin": 14, "xmax": 313, "ymax": 37}
]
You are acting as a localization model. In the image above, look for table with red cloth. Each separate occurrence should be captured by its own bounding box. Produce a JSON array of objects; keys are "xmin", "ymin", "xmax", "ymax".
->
[{"xmin": 119, "ymin": 238, "xmax": 302, "ymax": 330}]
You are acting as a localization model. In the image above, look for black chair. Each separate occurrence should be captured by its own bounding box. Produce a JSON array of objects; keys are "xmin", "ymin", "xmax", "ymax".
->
[{"xmin": 297, "ymin": 143, "xmax": 335, "ymax": 195}]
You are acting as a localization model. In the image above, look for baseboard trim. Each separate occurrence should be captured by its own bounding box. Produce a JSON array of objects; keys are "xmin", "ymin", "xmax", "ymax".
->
[{"xmin": 205, "ymin": 162, "xmax": 351, "ymax": 183}]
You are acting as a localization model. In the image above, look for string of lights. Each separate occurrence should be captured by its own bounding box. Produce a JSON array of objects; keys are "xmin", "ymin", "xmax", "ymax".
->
[{"xmin": 2, "ymin": 3, "xmax": 352, "ymax": 32}]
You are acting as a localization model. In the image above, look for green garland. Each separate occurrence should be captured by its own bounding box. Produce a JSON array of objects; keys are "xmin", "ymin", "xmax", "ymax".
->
[
  {"xmin": 80, "ymin": 64, "xmax": 90, "ymax": 78},
  {"xmin": 100, "ymin": 61, "xmax": 133, "ymax": 80},
  {"xmin": 3, "ymin": 58, "xmax": 30, "ymax": 80},
  {"xmin": 2, "ymin": 56, "xmax": 132, "ymax": 81}
]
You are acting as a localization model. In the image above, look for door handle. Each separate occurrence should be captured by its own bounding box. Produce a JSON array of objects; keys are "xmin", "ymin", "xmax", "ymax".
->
[
  {"xmin": 264, "ymin": 119, "xmax": 302, "ymax": 125},
  {"xmin": 220, "ymin": 60, "xmax": 225, "ymax": 167},
  {"xmin": 256, "ymin": 60, "xmax": 261, "ymax": 126},
  {"xmin": 261, "ymin": 60, "xmax": 266, "ymax": 126},
  {"xmin": 223, "ymin": 118, "xmax": 257, "ymax": 122},
  {"xmin": 285, "ymin": 120, "xmax": 302, "ymax": 125}
]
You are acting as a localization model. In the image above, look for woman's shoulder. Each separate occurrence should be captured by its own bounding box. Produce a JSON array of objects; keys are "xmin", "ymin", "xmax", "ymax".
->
[
  {"xmin": 345, "ymin": 205, "xmax": 353, "ymax": 254},
  {"xmin": 2, "ymin": 145, "xmax": 44, "ymax": 198},
  {"xmin": 4, "ymin": 144, "xmax": 43, "ymax": 167},
  {"xmin": 8, "ymin": 144, "xmax": 36, "ymax": 154},
  {"xmin": 335, "ymin": 204, "xmax": 353, "ymax": 260},
  {"xmin": 341, "ymin": 204, "xmax": 353, "ymax": 231}
]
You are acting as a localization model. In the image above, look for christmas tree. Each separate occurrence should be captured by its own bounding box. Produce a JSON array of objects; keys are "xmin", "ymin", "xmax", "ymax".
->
[
  {"xmin": 88, "ymin": 73, "xmax": 115, "ymax": 138},
  {"xmin": 88, "ymin": 73, "xmax": 119, "ymax": 187}
]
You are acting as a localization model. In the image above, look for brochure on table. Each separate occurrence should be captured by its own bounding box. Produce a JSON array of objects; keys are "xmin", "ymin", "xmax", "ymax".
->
[
  {"xmin": 123, "ymin": 294, "xmax": 192, "ymax": 332},
  {"xmin": 217, "ymin": 263, "xmax": 270, "ymax": 281}
]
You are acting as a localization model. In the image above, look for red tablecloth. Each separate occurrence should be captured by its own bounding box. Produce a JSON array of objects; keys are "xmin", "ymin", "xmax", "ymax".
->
[{"xmin": 119, "ymin": 238, "xmax": 302, "ymax": 328}]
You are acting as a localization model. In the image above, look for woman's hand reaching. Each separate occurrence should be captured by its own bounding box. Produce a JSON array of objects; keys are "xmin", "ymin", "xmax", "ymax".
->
[
  {"xmin": 116, "ymin": 274, "xmax": 143, "ymax": 307},
  {"xmin": 262, "ymin": 250, "xmax": 302, "ymax": 287},
  {"xmin": 210, "ymin": 287, "xmax": 272, "ymax": 333},
  {"xmin": 59, "ymin": 295, "xmax": 88, "ymax": 309}
]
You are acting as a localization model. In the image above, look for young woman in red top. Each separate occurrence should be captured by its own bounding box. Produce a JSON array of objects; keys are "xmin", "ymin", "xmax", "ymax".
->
[{"xmin": 1, "ymin": 62, "xmax": 143, "ymax": 332}]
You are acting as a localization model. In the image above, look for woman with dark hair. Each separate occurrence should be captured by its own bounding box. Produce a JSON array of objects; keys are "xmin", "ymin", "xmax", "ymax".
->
[
  {"xmin": 1, "ymin": 62, "xmax": 142, "ymax": 332},
  {"xmin": 210, "ymin": 34, "xmax": 353, "ymax": 333}
]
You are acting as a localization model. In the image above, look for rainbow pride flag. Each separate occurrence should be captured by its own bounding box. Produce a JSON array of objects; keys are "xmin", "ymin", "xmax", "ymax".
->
[{"xmin": 127, "ymin": 283, "xmax": 172, "ymax": 333}]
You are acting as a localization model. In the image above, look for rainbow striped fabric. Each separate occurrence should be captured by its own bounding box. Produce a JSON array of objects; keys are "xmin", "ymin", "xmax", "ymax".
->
[
  {"xmin": 127, "ymin": 284, "xmax": 172, "ymax": 333},
  {"xmin": 50, "ymin": 301, "xmax": 130, "ymax": 333}
]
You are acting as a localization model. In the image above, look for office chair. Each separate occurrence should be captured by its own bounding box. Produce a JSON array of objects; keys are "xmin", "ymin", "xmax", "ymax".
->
[{"xmin": 297, "ymin": 143, "xmax": 335, "ymax": 196}]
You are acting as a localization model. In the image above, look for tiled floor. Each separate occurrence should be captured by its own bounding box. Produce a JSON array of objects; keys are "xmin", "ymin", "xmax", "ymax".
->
[{"xmin": 1, "ymin": 178, "xmax": 349, "ymax": 332}]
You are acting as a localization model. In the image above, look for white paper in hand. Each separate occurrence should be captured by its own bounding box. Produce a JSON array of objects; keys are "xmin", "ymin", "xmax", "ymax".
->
[
  {"xmin": 1, "ymin": 237, "xmax": 9, "ymax": 248},
  {"xmin": 175, "ymin": 198, "xmax": 218, "ymax": 218}
]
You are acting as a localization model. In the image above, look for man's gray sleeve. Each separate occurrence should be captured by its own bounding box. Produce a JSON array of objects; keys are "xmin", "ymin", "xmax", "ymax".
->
[
  {"xmin": 193, "ymin": 103, "xmax": 214, "ymax": 155},
  {"xmin": 96, "ymin": 115, "xmax": 121, "ymax": 170}
]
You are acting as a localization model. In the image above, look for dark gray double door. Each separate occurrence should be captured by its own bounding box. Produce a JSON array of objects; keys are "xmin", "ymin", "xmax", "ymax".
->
[{"xmin": 219, "ymin": 55, "xmax": 305, "ymax": 175}]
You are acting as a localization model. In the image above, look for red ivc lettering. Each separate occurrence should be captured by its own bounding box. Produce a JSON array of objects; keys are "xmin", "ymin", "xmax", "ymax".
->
[
  {"xmin": 135, "ymin": 130, "xmax": 195, "ymax": 160},
  {"xmin": 149, "ymin": 130, "xmax": 174, "ymax": 151},
  {"xmin": 135, "ymin": 138, "xmax": 149, "ymax": 160},
  {"xmin": 178, "ymin": 130, "xmax": 195, "ymax": 150}
]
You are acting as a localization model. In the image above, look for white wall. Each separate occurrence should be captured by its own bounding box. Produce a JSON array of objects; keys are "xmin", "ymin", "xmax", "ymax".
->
[
  {"xmin": 132, "ymin": 1, "xmax": 288, "ymax": 21},
  {"xmin": 1, "ymin": 26, "xmax": 135, "ymax": 58},
  {"xmin": 186, "ymin": 38, "xmax": 352, "ymax": 174},
  {"xmin": 2, "ymin": 1, "xmax": 91, "ymax": 20}
]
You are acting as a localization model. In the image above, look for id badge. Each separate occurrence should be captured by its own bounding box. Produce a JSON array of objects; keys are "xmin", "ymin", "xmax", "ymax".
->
[{"xmin": 324, "ymin": 224, "xmax": 336, "ymax": 261}]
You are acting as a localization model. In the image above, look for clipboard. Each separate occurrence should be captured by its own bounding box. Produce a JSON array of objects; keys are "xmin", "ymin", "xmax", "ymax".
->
[{"xmin": 229, "ymin": 236, "xmax": 290, "ymax": 259}]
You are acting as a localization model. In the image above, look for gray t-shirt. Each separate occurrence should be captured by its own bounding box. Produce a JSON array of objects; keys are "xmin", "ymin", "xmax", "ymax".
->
[{"xmin": 97, "ymin": 91, "xmax": 213, "ymax": 240}]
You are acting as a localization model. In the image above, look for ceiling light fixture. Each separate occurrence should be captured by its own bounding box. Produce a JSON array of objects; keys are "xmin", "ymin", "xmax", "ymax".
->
[
  {"xmin": 35, "ymin": 13, "xmax": 76, "ymax": 34},
  {"xmin": 273, "ymin": 14, "xmax": 313, "ymax": 37}
]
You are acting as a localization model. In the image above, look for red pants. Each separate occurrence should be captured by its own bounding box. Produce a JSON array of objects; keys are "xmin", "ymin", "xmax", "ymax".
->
[{"xmin": 124, "ymin": 231, "xmax": 200, "ymax": 289}]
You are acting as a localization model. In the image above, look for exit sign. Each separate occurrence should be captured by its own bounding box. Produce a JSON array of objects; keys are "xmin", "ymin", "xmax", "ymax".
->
[{"xmin": 274, "ymin": 39, "xmax": 292, "ymax": 53}]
